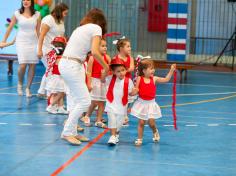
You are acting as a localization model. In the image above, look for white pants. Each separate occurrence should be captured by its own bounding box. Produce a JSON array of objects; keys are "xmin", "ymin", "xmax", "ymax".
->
[
  {"xmin": 38, "ymin": 56, "xmax": 47, "ymax": 94},
  {"xmin": 107, "ymin": 112, "xmax": 125, "ymax": 131},
  {"xmin": 59, "ymin": 59, "xmax": 91, "ymax": 136}
]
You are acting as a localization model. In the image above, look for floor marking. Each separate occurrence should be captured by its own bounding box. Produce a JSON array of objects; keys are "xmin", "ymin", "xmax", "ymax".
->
[
  {"xmin": 18, "ymin": 123, "xmax": 33, "ymax": 126},
  {"xmin": 228, "ymin": 124, "xmax": 236, "ymax": 126},
  {"xmin": 51, "ymin": 128, "xmax": 109, "ymax": 176},
  {"xmin": 160, "ymin": 94, "xmax": 236, "ymax": 108},
  {"xmin": 207, "ymin": 124, "xmax": 219, "ymax": 126},
  {"xmin": 163, "ymin": 124, "xmax": 174, "ymax": 127},
  {"xmin": 0, "ymin": 82, "xmax": 40, "ymax": 91},
  {"xmin": 44, "ymin": 124, "xmax": 57, "ymax": 126},
  {"xmin": 176, "ymin": 109, "xmax": 236, "ymax": 115},
  {"xmin": 158, "ymin": 91, "xmax": 236, "ymax": 97},
  {"xmin": 185, "ymin": 124, "xmax": 198, "ymax": 127},
  {"xmin": 0, "ymin": 112, "xmax": 48, "ymax": 115},
  {"xmin": 0, "ymin": 122, "xmax": 8, "ymax": 125}
]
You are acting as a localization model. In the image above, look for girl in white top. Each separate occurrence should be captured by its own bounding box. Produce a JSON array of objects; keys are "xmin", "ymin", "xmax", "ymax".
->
[
  {"xmin": 58, "ymin": 8, "xmax": 109, "ymax": 145},
  {"xmin": 0, "ymin": 0, "xmax": 41, "ymax": 97},
  {"xmin": 37, "ymin": 3, "xmax": 69, "ymax": 98}
]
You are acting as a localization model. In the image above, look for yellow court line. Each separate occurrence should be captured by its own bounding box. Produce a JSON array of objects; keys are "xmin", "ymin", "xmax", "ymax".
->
[{"xmin": 160, "ymin": 94, "xmax": 236, "ymax": 108}]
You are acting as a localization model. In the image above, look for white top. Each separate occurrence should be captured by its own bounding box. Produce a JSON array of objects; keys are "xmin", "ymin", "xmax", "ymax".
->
[
  {"xmin": 105, "ymin": 76, "xmax": 134, "ymax": 115},
  {"xmin": 14, "ymin": 11, "xmax": 40, "ymax": 42},
  {"xmin": 63, "ymin": 23, "xmax": 102, "ymax": 61},
  {"xmin": 41, "ymin": 15, "xmax": 65, "ymax": 55}
]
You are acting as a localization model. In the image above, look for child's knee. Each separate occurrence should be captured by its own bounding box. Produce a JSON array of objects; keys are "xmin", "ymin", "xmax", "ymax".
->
[{"xmin": 139, "ymin": 120, "xmax": 145, "ymax": 127}]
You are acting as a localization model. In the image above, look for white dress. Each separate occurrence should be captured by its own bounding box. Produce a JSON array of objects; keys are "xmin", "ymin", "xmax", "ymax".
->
[{"xmin": 14, "ymin": 11, "xmax": 40, "ymax": 64}]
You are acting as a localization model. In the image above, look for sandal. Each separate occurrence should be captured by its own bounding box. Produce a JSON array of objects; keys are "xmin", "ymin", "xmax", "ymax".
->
[
  {"xmin": 80, "ymin": 116, "xmax": 91, "ymax": 127},
  {"xmin": 95, "ymin": 121, "xmax": 107, "ymax": 128},
  {"xmin": 77, "ymin": 125, "xmax": 84, "ymax": 132},
  {"xmin": 153, "ymin": 129, "xmax": 160, "ymax": 142},
  {"xmin": 135, "ymin": 138, "xmax": 143, "ymax": 146},
  {"xmin": 75, "ymin": 135, "xmax": 89, "ymax": 142},
  {"xmin": 61, "ymin": 135, "xmax": 81, "ymax": 145}
]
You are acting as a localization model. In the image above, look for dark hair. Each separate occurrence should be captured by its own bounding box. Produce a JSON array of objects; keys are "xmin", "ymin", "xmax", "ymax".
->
[
  {"xmin": 138, "ymin": 59, "xmax": 154, "ymax": 76},
  {"xmin": 80, "ymin": 8, "xmax": 107, "ymax": 35},
  {"xmin": 51, "ymin": 3, "xmax": 69, "ymax": 24},
  {"xmin": 116, "ymin": 38, "xmax": 130, "ymax": 51},
  {"xmin": 110, "ymin": 64, "xmax": 126, "ymax": 72},
  {"xmin": 52, "ymin": 42, "xmax": 66, "ymax": 55},
  {"xmin": 19, "ymin": 0, "xmax": 35, "ymax": 15}
]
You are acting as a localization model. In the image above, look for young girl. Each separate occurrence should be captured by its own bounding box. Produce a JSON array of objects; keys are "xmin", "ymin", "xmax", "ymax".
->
[
  {"xmin": 82, "ymin": 38, "xmax": 111, "ymax": 128},
  {"xmin": 113, "ymin": 37, "xmax": 134, "ymax": 125},
  {"xmin": 131, "ymin": 59, "xmax": 176, "ymax": 146},
  {"xmin": 45, "ymin": 36, "xmax": 68, "ymax": 114},
  {"xmin": 105, "ymin": 58, "xmax": 137, "ymax": 145}
]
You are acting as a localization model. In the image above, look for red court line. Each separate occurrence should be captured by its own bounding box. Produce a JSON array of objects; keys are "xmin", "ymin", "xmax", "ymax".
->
[{"xmin": 51, "ymin": 128, "xmax": 109, "ymax": 176}]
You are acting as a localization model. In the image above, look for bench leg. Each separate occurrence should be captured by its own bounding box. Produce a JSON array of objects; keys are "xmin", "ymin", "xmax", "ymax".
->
[
  {"xmin": 8, "ymin": 60, "xmax": 13, "ymax": 76},
  {"xmin": 184, "ymin": 69, "xmax": 188, "ymax": 81}
]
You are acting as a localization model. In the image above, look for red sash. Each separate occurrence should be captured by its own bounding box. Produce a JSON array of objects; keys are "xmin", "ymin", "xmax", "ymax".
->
[{"xmin": 106, "ymin": 75, "xmax": 129, "ymax": 106}]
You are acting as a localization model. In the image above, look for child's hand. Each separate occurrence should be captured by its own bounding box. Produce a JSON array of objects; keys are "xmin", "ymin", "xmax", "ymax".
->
[
  {"xmin": 129, "ymin": 87, "xmax": 139, "ymax": 96},
  {"xmin": 87, "ymin": 84, "xmax": 93, "ymax": 92},
  {"xmin": 171, "ymin": 64, "xmax": 176, "ymax": 71},
  {"xmin": 100, "ymin": 69, "xmax": 106, "ymax": 83},
  {"xmin": 0, "ymin": 42, "xmax": 7, "ymax": 49}
]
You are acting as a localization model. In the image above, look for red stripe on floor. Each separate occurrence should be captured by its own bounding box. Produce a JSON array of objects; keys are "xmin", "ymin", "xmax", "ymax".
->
[{"xmin": 51, "ymin": 128, "xmax": 109, "ymax": 176}]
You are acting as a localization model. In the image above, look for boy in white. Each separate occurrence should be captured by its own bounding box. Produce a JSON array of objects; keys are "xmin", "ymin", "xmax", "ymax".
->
[{"xmin": 105, "ymin": 58, "xmax": 137, "ymax": 145}]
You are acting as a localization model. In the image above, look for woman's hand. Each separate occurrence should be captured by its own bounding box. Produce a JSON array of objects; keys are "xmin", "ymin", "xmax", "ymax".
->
[{"xmin": 37, "ymin": 50, "xmax": 43, "ymax": 59}]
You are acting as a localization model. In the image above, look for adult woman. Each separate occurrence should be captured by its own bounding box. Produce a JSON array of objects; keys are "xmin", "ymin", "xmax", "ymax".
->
[
  {"xmin": 0, "ymin": 0, "xmax": 41, "ymax": 97},
  {"xmin": 37, "ymin": 3, "xmax": 69, "ymax": 98},
  {"xmin": 59, "ymin": 8, "xmax": 109, "ymax": 145}
]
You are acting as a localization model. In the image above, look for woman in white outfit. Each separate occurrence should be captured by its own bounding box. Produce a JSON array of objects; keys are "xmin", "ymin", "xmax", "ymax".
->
[
  {"xmin": 59, "ymin": 8, "xmax": 109, "ymax": 145},
  {"xmin": 37, "ymin": 3, "xmax": 69, "ymax": 98},
  {"xmin": 0, "ymin": 0, "xmax": 41, "ymax": 97}
]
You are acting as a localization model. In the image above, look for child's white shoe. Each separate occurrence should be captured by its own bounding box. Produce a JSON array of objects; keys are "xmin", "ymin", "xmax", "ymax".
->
[
  {"xmin": 17, "ymin": 84, "xmax": 23, "ymax": 96},
  {"xmin": 116, "ymin": 135, "xmax": 119, "ymax": 143},
  {"xmin": 46, "ymin": 105, "xmax": 58, "ymax": 114},
  {"xmin": 153, "ymin": 129, "xmax": 160, "ymax": 142},
  {"xmin": 108, "ymin": 135, "xmax": 117, "ymax": 145},
  {"xmin": 57, "ymin": 106, "xmax": 68, "ymax": 114}
]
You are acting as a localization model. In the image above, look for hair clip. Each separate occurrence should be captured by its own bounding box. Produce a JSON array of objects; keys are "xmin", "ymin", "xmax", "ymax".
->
[
  {"xmin": 112, "ymin": 36, "xmax": 126, "ymax": 45},
  {"xmin": 136, "ymin": 55, "xmax": 151, "ymax": 61}
]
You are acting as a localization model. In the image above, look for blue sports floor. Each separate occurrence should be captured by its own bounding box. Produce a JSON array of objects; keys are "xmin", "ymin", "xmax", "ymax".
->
[{"xmin": 0, "ymin": 61, "xmax": 236, "ymax": 176}]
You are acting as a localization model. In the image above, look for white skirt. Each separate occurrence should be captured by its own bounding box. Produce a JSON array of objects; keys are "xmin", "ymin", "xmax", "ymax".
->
[
  {"xmin": 90, "ymin": 78, "xmax": 107, "ymax": 101},
  {"xmin": 45, "ymin": 75, "xmax": 66, "ymax": 94},
  {"xmin": 131, "ymin": 98, "xmax": 162, "ymax": 120}
]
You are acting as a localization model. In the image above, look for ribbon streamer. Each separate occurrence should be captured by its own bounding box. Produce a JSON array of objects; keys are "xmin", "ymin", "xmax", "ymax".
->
[{"xmin": 172, "ymin": 70, "xmax": 178, "ymax": 130}]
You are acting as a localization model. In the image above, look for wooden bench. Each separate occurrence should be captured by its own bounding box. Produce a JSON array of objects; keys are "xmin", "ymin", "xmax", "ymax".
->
[
  {"xmin": 154, "ymin": 60, "xmax": 195, "ymax": 83},
  {"xmin": 0, "ymin": 54, "xmax": 17, "ymax": 76}
]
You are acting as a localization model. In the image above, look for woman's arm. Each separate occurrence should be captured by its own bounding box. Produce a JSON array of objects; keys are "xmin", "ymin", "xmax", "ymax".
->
[
  {"xmin": 91, "ymin": 36, "xmax": 109, "ymax": 72},
  {"xmin": 37, "ymin": 24, "xmax": 50, "ymax": 58},
  {"xmin": 0, "ymin": 37, "xmax": 15, "ymax": 48},
  {"xmin": 155, "ymin": 64, "xmax": 176, "ymax": 83},
  {"xmin": 36, "ymin": 16, "xmax": 41, "ymax": 38},
  {"xmin": 86, "ymin": 55, "xmax": 94, "ymax": 92},
  {"xmin": 1, "ymin": 15, "xmax": 17, "ymax": 43}
]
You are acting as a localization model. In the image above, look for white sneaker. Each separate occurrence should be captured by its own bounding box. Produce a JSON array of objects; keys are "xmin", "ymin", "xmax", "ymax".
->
[
  {"xmin": 57, "ymin": 106, "xmax": 68, "ymax": 114},
  {"xmin": 46, "ymin": 105, "xmax": 58, "ymax": 114},
  {"xmin": 108, "ymin": 135, "xmax": 117, "ymax": 145},
  {"xmin": 116, "ymin": 135, "xmax": 119, "ymax": 143}
]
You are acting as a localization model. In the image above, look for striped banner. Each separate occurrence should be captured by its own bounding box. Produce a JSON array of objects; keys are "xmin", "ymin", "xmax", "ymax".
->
[{"xmin": 167, "ymin": 0, "xmax": 188, "ymax": 61}]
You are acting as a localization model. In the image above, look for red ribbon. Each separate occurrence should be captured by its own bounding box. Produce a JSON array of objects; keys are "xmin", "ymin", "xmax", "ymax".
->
[{"xmin": 172, "ymin": 70, "xmax": 178, "ymax": 130}]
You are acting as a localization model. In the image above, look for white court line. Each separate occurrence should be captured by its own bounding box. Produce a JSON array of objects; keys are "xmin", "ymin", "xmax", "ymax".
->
[
  {"xmin": 163, "ymin": 113, "xmax": 236, "ymax": 120},
  {"xmin": 228, "ymin": 124, "xmax": 236, "ymax": 126},
  {"xmin": 207, "ymin": 124, "xmax": 219, "ymax": 126},
  {"xmin": 0, "ymin": 93, "xmax": 38, "ymax": 96},
  {"xmin": 185, "ymin": 124, "xmax": 198, "ymax": 127},
  {"xmin": 176, "ymin": 109, "xmax": 236, "ymax": 115},
  {"xmin": 0, "ymin": 122, "xmax": 8, "ymax": 125},
  {"xmin": 18, "ymin": 123, "xmax": 33, "ymax": 126},
  {"xmin": 163, "ymin": 124, "xmax": 174, "ymax": 127},
  {"xmin": 43, "ymin": 124, "xmax": 57, "ymax": 126}
]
